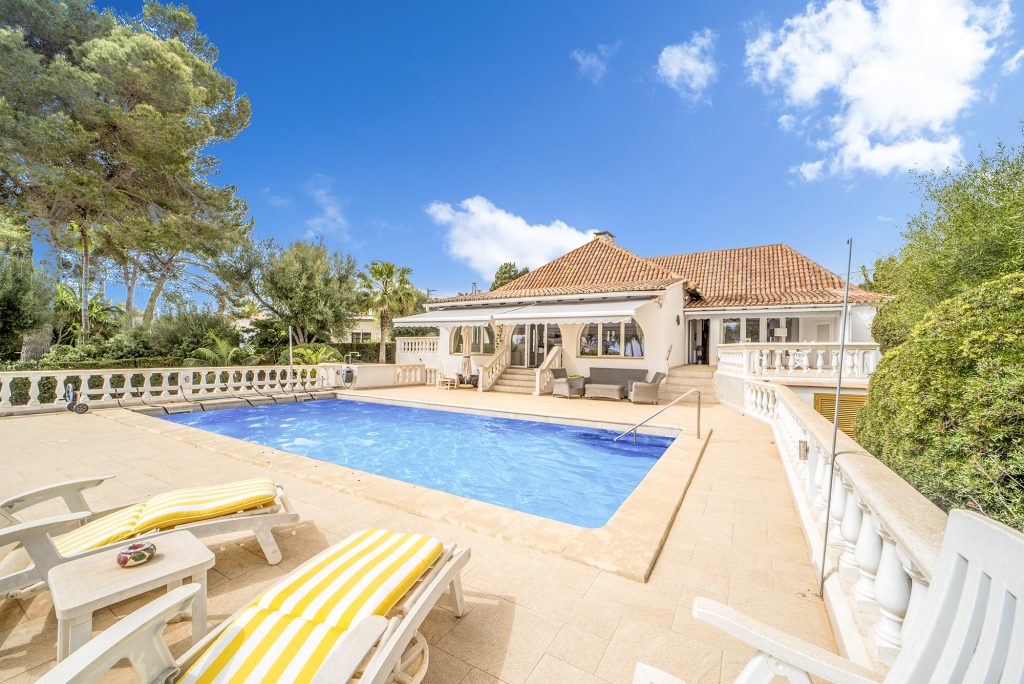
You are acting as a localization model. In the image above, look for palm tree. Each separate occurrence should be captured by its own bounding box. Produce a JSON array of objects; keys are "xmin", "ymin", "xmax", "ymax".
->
[
  {"xmin": 185, "ymin": 332, "xmax": 259, "ymax": 366},
  {"xmin": 358, "ymin": 261, "xmax": 418, "ymax": 363}
]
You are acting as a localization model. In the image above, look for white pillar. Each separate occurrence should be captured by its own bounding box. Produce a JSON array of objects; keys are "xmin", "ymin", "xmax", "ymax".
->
[
  {"xmin": 853, "ymin": 506, "xmax": 882, "ymax": 613},
  {"xmin": 871, "ymin": 526, "xmax": 912, "ymax": 662}
]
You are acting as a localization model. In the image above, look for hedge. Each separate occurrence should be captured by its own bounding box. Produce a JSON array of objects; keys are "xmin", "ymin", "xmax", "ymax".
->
[{"xmin": 857, "ymin": 272, "xmax": 1024, "ymax": 531}]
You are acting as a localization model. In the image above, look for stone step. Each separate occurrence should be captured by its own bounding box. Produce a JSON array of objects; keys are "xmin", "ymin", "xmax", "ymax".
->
[
  {"xmin": 495, "ymin": 376, "xmax": 535, "ymax": 388},
  {"xmin": 667, "ymin": 369, "xmax": 717, "ymax": 379},
  {"xmin": 501, "ymin": 368, "xmax": 535, "ymax": 377},
  {"xmin": 662, "ymin": 380, "xmax": 717, "ymax": 391},
  {"xmin": 491, "ymin": 383, "xmax": 533, "ymax": 394}
]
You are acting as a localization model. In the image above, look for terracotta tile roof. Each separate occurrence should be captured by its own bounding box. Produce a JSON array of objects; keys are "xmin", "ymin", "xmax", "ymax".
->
[
  {"xmin": 430, "ymin": 239, "xmax": 885, "ymax": 308},
  {"xmin": 429, "ymin": 237, "xmax": 682, "ymax": 303},
  {"xmin": 649, "ymin": 244, "xmax": 885, "ymax": 308}
]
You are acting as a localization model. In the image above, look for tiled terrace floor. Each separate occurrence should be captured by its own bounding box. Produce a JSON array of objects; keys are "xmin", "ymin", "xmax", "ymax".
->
[{"xmin": 0, "ymin": 389, "xmax": 834, "ymax": 683}]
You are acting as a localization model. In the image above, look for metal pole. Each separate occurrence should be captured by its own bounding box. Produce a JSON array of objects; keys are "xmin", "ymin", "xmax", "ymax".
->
[
  {"xmin": 288, "ymin": 326, "xmax": 294, "ymax": 382},
  {"xmin": 819, "ymin": 238, "xmax": 853, "ymax": 596},
  {"xmin": 697, "ymin": 392, "xmax": 701, "ymax": 440}
]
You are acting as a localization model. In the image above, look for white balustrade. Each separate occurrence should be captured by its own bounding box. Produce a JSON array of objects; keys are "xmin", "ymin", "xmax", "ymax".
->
[
  {"xmin": 478, "ymin": 341, "xmax": 511, "ymax": 392},
  {"xmin": 717, "ymin": 342, "xmax": 881, "ymax": 380},
  {"xmin": 741, "ymin": 380, "xmax": 948, "ymax": 666},
  {"xmin": 395, "ymin": 336, "xmax": 439, "ymax": 365},
  {"xmin": 533, "ymin": 345, "xmax": 563, "ymax": 395}
]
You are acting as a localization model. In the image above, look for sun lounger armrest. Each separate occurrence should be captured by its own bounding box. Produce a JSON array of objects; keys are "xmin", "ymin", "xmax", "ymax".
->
[
  {"xmin": 0, "ymin": 475, "xmax": 113, "ymax": 517},
  {"xmin": 36, "ymin": 584, "xmax": 201, "ymax": 684},
  {"xmin": 0, "ymin": 511, "xmax": 91, "ymax": 562},
  {"xmin": 311, "ymin": 615, "xmax": 389, "ymax": 684},
  {"xmin": 692, "ymin": 598, "xmax": 882, "ymax": 684}
]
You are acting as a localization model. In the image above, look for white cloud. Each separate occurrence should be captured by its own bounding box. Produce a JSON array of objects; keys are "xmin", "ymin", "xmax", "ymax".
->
[
  {"xmin": 571, "ymin": 42, "xmax": 620, "ymax": 84},
  {"xmin": 425, "ymin": 196, "xmax": 595, "ymax": 280},
  {"xmin": 657, "ymin": 29, "xmax": 719, "ymax": 100},
  {"xmin": 746, "ymin": 0, "xmax": 1011, "ymax": 178},
  {"xmin": 793, "ymin": 159, "xmax": 826, "ymax": 181},
  {"xmin": 777, "ymin": 113, "xmax": 796, "ymax": 131},
  {"xmin": 1002, "ymin": 47, "xmax": 1024, "ymax": 73},
  {"xmin": 304, "ymin": 174, "xmax": 348, "ymax": 241}
]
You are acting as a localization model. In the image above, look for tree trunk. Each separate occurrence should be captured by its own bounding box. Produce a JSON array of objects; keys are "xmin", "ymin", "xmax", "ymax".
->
[
  {"xmin": 79, "ymin": 225, "xmax": 90, "ymax": 344},
  {"xmin": 122, "ymin": 259, "xmax": 138, "ymax": 328},
  {"xmin": 142, "ymin": 252, "xmax": 178, "ymax": 326},
  {"xmin": 143, "ymin": 268, "xmax": 170, "ymax": 326},
  {"xmin": 378, "ymin": 308, "xmax": 389, "ymax": 363}
]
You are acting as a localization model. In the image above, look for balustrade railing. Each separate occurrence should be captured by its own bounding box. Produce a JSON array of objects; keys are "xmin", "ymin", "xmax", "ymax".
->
[
  {"xmin": 719, "ymin": 342, "xmax": 881, "ymax": 380},
  {"xmin": 0, "ymin": 364, "xmax": 334, "ymax": 413},
  {"xmin": 743, "ymin": 380, "xmax": 947, "ymax": 666},
  {"xmin": 0, "ymin": 361, "xmax": 438, "ymax": 414},
  {"xmin": 533, "ymin": 345, "xmax": 563, "ymax": 395},
  {"xmin": 478, "ymin": 341, "xmax": 511, "ymax": 392},
  {"xmin": 395, "ymin": 336, "xmax": 439, "ymax": 364}
]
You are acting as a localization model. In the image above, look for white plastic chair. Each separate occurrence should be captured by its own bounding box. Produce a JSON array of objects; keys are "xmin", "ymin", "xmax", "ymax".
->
[{"xmin": 636, "ymin": 510, "xmax": 1024, "ymax": 683}]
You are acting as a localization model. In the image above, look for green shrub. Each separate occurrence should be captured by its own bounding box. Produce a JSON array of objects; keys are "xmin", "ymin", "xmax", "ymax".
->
[
  {"xmin": 858, "ymin": 272, "xmax": 1024, "ymax": 530},
  {"xmin": 149, "ymin": 310, "xmax": 239, "ymax": 358}
]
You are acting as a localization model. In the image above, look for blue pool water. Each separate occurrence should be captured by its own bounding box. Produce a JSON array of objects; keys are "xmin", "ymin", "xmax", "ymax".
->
[{"xmin": 160, "ymin": 399, "xmax": 672, "ymax": 527}]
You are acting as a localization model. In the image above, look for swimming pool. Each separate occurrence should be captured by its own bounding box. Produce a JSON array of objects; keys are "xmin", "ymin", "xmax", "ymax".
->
[{"xmin": 160, "ymin": 399, "xmax": 673, "ymax": 527}]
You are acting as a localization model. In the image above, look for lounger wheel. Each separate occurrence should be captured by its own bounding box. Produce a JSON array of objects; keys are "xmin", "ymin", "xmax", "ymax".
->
[{"xmin": 72, "ymin": 403, "xmax": 89, "ymax": 414}]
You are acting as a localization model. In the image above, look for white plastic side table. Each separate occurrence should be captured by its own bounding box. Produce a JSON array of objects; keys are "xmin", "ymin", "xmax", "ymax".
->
[{"xmin": 47, "ymin": 530, "xmax": 215, "ymax": 661}]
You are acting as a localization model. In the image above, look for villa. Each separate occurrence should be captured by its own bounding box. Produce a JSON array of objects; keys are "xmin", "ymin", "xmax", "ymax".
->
[{"xmin": 394, "ymin": 233, "xmax": 884, "ymax": 427}]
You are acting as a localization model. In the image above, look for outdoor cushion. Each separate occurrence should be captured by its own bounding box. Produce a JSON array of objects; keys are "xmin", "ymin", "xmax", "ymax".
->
[
  {"xmin": 179, "ymin": 527, "xmax": 443, "ymax": 683},
  {"xmin": 586, "ymin": 367, "xmax": 649, "ymax": 387},
  {"xmin": 53, "ymin": 478, "xmax": 279, "ymax": 557}
]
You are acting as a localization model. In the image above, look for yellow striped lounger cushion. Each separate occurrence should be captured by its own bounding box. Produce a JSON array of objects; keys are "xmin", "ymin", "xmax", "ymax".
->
[
  {"xmin": 52, "ymin": 478, "xmax": 278, "ymax": 558},
  {"xmin": 179, "ymin": 528, "xmax": 444, "ymax": 684}
]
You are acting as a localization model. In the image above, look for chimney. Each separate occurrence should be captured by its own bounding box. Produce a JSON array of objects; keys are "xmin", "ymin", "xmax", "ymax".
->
[{"xmin": 594, "ymin": 230, "xmax": 616, "ymax": 242}]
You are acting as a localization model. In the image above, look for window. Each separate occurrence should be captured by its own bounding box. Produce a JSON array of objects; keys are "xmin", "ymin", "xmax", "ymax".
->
[
  {"xmin": 745, "ymin": 318, "xmax": 760, "ymax": 343},
  {"xmin": 722, "ymin": 318, "xmax": 741, "ymax": 344},
  {"xmin": 350, "ymin": 332, "xmax": 372, "ymax": 343},
  {"xmin": 578, "ymin": 319, "xmax": 645, "ymax": 358},
  {"xmin": 451, "ymin": 326, "xmax": 495, "ymax": 354},
  {"xmin": 623, "ymin": 320, "xmax": 644, "ymax": 357},
  {"xmin": 601, "ymin": 324, "xmax": 621, "ymax": 355},
  {"xmin": 579, "ymin": 324, "xmax": 599, "ymax": 356}
]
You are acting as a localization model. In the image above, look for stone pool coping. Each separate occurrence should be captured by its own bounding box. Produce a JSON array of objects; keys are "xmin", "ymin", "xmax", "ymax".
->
[{"xmin": 114, "ymin": 394, "xmax": 710, "ymax": 581}]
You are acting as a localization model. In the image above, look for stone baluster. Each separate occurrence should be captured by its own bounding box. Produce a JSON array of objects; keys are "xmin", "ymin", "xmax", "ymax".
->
[
  {"xmin": 813, "ymin": 447, "xmax": 831, "ymax": 512},
  {"xmin": 830, "ymin": 351, "xmax": 840, "ymax": 377},
  {"xmin": 0, "ymin": 377, "xmax": 12, "ymax": 408},
  {"xmin": 27, "ymin": 376, "xmax": 40, "ymax": 406},
  {"xmin": 853, "ymin": 505, "xmax": 882, "ymax": 612},
  {"xmin": 99, "ymin": 374, "xmax": 113, "ymax": 401},
  {"xmin": 774, "ymin": 349, "xmax": 785, "ymax": 374},
  {"xmin": 845, "ymin": 351, "xmax": 857, "ymax": 378},
  {"xmin": 815, "ymin": 349, "xmax": 826, "ymax": 376},
  {"xmin": 898, "ymin": 557, "xmax": 930, "ymax": 639},
  {"xmin": 804, "ymin": 436, "xmax": 819, "ymax": 500},
  {"xmin": 826, "ymin": 471, "xmax": 847, "ymax": 545},
  {"xmin": 52, "ymin": 374, "xmax": 67, "ymax": 406},
  {"xmin": 838, "ymin": 477, "xmax": 862, "ymax": 579},
  {"xmin": 871, "ymin": 523, "xmax": 912, "ymax": 662}
]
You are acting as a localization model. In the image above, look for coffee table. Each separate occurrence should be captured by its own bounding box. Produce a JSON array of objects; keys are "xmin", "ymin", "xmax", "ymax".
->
[{"xmin": 48, "ymin": 530, "xmax": 215, "ymax": 661}]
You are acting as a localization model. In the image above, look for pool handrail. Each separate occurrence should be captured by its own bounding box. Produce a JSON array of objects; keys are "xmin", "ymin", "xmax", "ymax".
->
[{"xmin": 614, "ymin": 389, "xmax": 700, "ymax": 444}]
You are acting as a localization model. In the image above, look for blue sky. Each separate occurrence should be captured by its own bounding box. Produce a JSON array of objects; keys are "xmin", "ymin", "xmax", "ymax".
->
[{"xmin": 103, "ymin": 1, "xmax": 1024, "ymax": 296}]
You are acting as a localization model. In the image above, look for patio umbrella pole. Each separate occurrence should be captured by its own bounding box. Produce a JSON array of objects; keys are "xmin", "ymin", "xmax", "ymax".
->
[{"xmin": 819, "ymin": 238, "xmax": 853, "ymax": 596}]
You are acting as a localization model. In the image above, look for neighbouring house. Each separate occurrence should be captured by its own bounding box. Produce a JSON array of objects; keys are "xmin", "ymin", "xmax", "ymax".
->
[
  {"xmin": 349, "ymin": 313, "xmax": 381, "ymax": 343},
  {"xmin": 394, "ymin": 232, "xmax": 884, "ymax": 418}
]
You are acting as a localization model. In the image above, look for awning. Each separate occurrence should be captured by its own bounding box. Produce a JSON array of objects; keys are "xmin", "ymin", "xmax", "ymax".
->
[
  {"xmin": 491, "ymin": 299, "xmax": 653, "ymax": 325},
  {"xmin": 392, "ymin": 305, "xmax": 528, "ymax": 327},
  {"xmin": 394, "ymin": 298, "xmax": 653, "ymax": 328}
]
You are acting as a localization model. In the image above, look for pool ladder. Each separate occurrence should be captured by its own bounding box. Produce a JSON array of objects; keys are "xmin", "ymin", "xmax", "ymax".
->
[{"xmin": 613, "ymin": 389, "xmax": 701, "ymax": 444}]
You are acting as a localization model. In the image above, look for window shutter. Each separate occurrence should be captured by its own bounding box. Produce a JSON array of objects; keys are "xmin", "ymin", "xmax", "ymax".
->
[{"xmin": 813, "ymin": 393, "xmax": 868, "ymax": 436}]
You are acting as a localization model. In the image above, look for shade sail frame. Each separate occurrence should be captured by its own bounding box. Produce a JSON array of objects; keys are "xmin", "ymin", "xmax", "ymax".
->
[{"xmin": 394, "ymin": 298, "xmax": 654, "ymax": 328}]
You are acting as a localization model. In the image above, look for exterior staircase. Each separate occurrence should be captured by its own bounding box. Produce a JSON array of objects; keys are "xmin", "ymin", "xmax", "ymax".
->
[
  {"xmin": 491, "ymin": 367, "xmax": 535, "ymax": 394},
  {"xmin": 659, "ymin": 365, "xmax": 718, "ymax": 403}
]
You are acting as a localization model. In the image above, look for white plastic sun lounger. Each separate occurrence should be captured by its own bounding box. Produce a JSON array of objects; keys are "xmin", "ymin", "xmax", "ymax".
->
[
  {"xmin": 37, "ymin": 528, "xmax": 470, "ymax": 684},
  {"xmin": 0, "ymin": 475, "xmax": 299, "ymax": 599},
  {"xmin": 634, "ymin": 510, "xmax": 1024, "ymax": 684}
]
